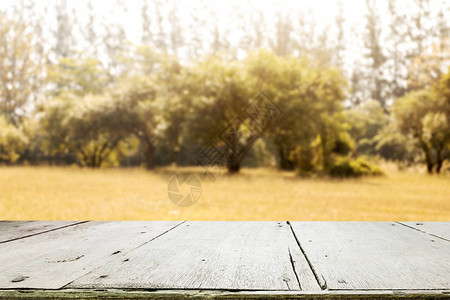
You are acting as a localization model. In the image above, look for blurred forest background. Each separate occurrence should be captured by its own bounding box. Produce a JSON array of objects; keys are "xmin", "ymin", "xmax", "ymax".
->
[
  {"xmin": 0, "ymin": 0, "xmax": 449, "ymax": 176},
  {"xmin": 1, "ymin": 0, "xmax": 449, "ymax": 220}
]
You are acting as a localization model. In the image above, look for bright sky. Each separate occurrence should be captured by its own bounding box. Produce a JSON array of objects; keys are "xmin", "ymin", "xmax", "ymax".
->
[
  {"xmin": 1, "ymin": 0, "xmax": 442, "ymax": 69},
  {"xmin": 0, "ymin": 0, "xmax": 368, "ymax": 42},
  {"xmin": 77, "ymin": 0, "xmax": 368, "ymax": 65}
]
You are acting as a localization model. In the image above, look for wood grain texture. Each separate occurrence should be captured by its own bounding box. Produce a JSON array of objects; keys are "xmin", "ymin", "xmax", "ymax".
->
[
  {"xmin": 399, "ymin": 222, "xmax": 450, "ymax": 241},
  {"xmin": 69, "ymin": 221, "xmax": 320, "ymax": 291},
  {"xmin": 0, "ymin": 221, "xmax": 182, "ymax": 289},
  {"xmin": 289, "ymin": 222, "xmax": 450, "ymax": 290},
  {"xmin": 0, "ymin": 221, "xmax": 83, "ymax": 243},
  {"xmin": 1, "ymin": 289, "xmax": 450, "ymax": 299}
]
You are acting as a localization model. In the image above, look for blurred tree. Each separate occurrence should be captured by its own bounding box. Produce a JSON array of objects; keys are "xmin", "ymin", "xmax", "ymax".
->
[
  {"xmin": 15, "ymin": 0, "xmax": 48, "ymax": 58},
  {"xmin": 393, "ymin": 74, "xmax": 450, "ymax": 173},
  {"xmin": 81, "ymin": 0, "xmax": 100, "ymax": 58},
  {"xmin": 388, "ymin": 0, "xmax": 449, "ymax": 95},
  {"xmin": 373, "ymin": 125, "xmax": 418, "ymax": 162},
  {"xmin": 53, "ymin": 0, "xmax": 74, "ymax": 59},
  {"xmin": 249, "ymin": 10, "xmax": 266, "ymax": 50},
  {"xmin": 292, "ymin": 7, "xmax": 334, "ymax": 66},
  {"xmin": 187, "ymin": 1, "xmax": 208, "ymax": 59},
  {"xmin": 0, "ymin": 115, "xmax": 28, "ymax": 164},
  {"xmin": 407, "ymin": 0, "xmax": 432, "ymax": 60},
  {"xmin": 110, "ymin": 75, "xmax": 161, "ymax": 169},
  {"xmin": 107, "ymin": 48, "xmax": 180, "ymax": 169},
  {"xmin": 270, "ymin": 12, "xmax": 293, "ymax": 56},
  {"xmin": 39, "ymin": 93, "xmax": 137, "ymax": 168},
  {"xmin": 37, "ymin": 93, "xmax": 74, "ymax": 157},
  {"xmin": 333, "ymin": 1, "xmax": 346, "ymax": 69},
  {"xmin": 0, "ymin": 14, "xmax": 43, "ymax": 125},
  {"xmin": 349, "ymin": 65, "xmax": 367, "ymax": 106},
  {"xmin": 386, "ymin": 0, "xmax": 408, "ymax": 99},
  {"xmin": 179, "ymin": 55, "xmax": 253, "ymax": 173},
  {"xmin": 68, "ymin": 95, "xmax": 138, "ymax": 167},
  {"xmin": 120, "ymin": 45, "xmax": 162, "ymax": 76},
  {"xmin": 3, "ymin": 0, "xmax": 449, "ymax": 172},
  {"xmin": 141, "ymin": 0, "xmax": 154, "ymax": 46},
  {"xmin": 345, "ymin": 100, "xmax": 389, "ymax": 155},
  {"xmin": 407, "ymin": 40, "xmax": 450, "ymax": 91},
  {"xmin": 100, "ymin": 0, "xmax": 128, "ymax": 77},
  {"xmin": 154, "ymin": 57, "xmax": 191, "ymax": 165},
  {"xmin": 433, "ymin": 68, "xmax": 450, "ymax": 171},
  {"xmin": 154, "ymin": 0, "xmax": 167, "ymax": 52},
  {"xmin": 209, "ymin": 7, "xmax": 232, "ymax": 56},
  {"xmin": 293, "ymin": 8, "xmax": 315, "ymax": 56},
  {"xmin": 47, "ymin": 57, "xmax": 109, "ymax": 97},
  {"xmin": 168, "ymin": 0, "xmax": 183, "ymax": 57},
  {"xmin": 245, "ymin": 50, "xmax": 348, "ymax": 171},
  {"xmin": 363, "ymin": 0, "xmax": 387, "ymax": 109}
]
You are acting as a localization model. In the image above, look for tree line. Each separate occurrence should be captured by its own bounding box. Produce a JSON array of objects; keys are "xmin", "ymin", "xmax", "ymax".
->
[{"xmin": 0, "ymin": 0, "xmax": 449, "ymax": 175}]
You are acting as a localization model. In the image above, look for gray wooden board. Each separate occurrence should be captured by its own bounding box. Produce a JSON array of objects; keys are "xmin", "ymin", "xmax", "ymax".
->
[
  {"xmin": 68, "ymin": 221, "xmax": 321, "ymax": 291},
  {"xmin": 0, "ymin": 221, "xmax": 82, "ymax": 243},
  {"xmin": 1, "ymin": 289, "xmax": 450, "ymax": 300},
  {"xmin": 0, "ymin": 221, "xmax": 182, "ymax": 289},
  {"xmin": 399, "ymin": 222, "xmax": 450, "ymax": 241},
  {"xmin": 289, "ymin": 222, "xmax": 450, "ymax": 290}
]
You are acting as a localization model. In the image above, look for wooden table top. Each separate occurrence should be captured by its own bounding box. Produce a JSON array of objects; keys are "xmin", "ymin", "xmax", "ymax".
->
[{"xmin": 0, "ymin": 221, "xmax": 449, "ymax": 299}]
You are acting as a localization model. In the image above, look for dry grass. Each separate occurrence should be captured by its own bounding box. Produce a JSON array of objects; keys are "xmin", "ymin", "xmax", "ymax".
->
[{"xmin": 0, "ymin": 165, "xmax": 449, "ymax": 221}]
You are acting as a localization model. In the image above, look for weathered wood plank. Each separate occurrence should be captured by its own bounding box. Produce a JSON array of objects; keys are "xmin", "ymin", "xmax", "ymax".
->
[
  {"xmin": 0, "ymin": 221, "xmax": 83, "ymax": 243},
  {"xmin": 69, "ymin": 221, "xmax": 320, "ymax": 291},
  {"xmin": 0, "ymin": 221, "xmax": 182, "ymax": 289},
  {"xmin": 289, "ymin": 222, "xmax": 450, "ymax": 290},
  {"xmin": 399, "ymin": 222, "xmax": 450, "ymax": 241},
  {"xmin": 1, "ymin": 289, "xmax": 450, "ymax": 299}
]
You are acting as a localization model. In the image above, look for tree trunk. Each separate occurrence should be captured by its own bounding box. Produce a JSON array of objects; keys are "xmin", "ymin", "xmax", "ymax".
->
[
  {"xmin": 436, "ymin": 160, "xmax": 443, "ymax": 174},
  {"xmin": 426, "ymin": 160, "xmax": 433, "ymax": 174},
  {"xmin": 436, "ymin": 148, "xmax": 443, "ymax": 174},
  {"xmin": 144, "ymin": 144, "xmax": 155, "ymax": 169},
  {"xmin": 227, "ymin": 151, "xmax": 240, "ymax": 174},
  {"xmin": 422, "ymin": 144, "xmax": 434, "ymax": 174},
  {"xmin": 278, "ymin": 145, "xmax": 295, "ymax": 170},
  {"xmin": 91, "ymin": 154, "xmax": 97, "ymax": 168}
]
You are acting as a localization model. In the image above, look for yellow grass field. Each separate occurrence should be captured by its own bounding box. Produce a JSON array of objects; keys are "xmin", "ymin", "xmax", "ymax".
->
[{"xmin": 0, "ymin": 166, "xmax": 449, "ymax": 221}]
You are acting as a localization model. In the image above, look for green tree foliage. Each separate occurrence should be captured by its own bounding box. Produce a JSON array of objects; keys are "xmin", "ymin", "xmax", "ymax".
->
[
  {"xmin": 39, "ymin": 93, "xmax": 137, "ymax": 168},
  {"xmin": 0, "ymin": 115, "xmax": 28, "ymax": 163},
  {"xmin": 372, "ymin": 124, "xmax": 419, "ymax": 162},
  {"xmin": 393, "ymin": 71, "xmax": 450, "ymax": 173},
  {"xmin": 3, "ymin": 0, "xmax": 450, "ymax": 178},
  {"xmin": 345, "ymin": 100, "xmax": 389, "ymax": 155},
  {"xmin": 328, "ymin": 156, "xmax": 382, "ymax": 178},
  {"xmin": 40, "ymin": 49, "xmax": 168, "ymax": 169},
  {"xmin": 0, "ymin": 14, "xmax": 43, "ymax": 125},
  {"xmin": 68, "ymin": 95, "xmax": 137, "ymax": 167},
  {"xmin": 176, "ymin": 55, "xmax": 253, "ymax": 173},
  {"xmin": 47, "ymin": 57, "xmax": 109, "ymax": 97},
  {"xmin": 30, "ymin": 47, "xmax": 448, "ymax": 177},
  {"xmin": 245, "ymin": 50, "xmax": 348, "ymax": 171},
  {"xmin": 110, "ymin": 75, "xmax": 161, "ymax": 169}
]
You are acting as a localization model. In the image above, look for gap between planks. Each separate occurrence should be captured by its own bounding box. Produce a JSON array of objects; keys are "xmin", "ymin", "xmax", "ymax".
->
[
  {"xmin": 60, "ymin": 221, "xmax": 186, "ymax": 289},
  {"xmin": 0, "ymin": 221, "xmax": 89, "ymax": 244},
  {"xmin": 287, "ymin": 221, "xmax": 327, "ymax": 290},
  {"xmin": 0, "ymin": 221, "xmax": 184, "ymax": 289},
  {"xmin": 67, "ymin": 222, "xmax": 320, "ymax": 291},
  {"xmin": 288, "ymin": 222, "xmax": 450, "ymax": 290},
  {"xmin": 396, "ymin": 222, "xmax": 450, "ymax": 242}
]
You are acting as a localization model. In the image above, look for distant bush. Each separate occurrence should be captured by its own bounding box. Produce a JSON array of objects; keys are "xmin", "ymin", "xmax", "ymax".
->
[
  {"xmin": 328, "ymin": 157, "xmax": 383, "ymax": 178},
  {"xmin": 0, "ymin": 116, "xmax": 29, "ymax": 164},
  {"xmin": 290, "ymin": 145, "xmax": 316, "ymax": 176}
]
